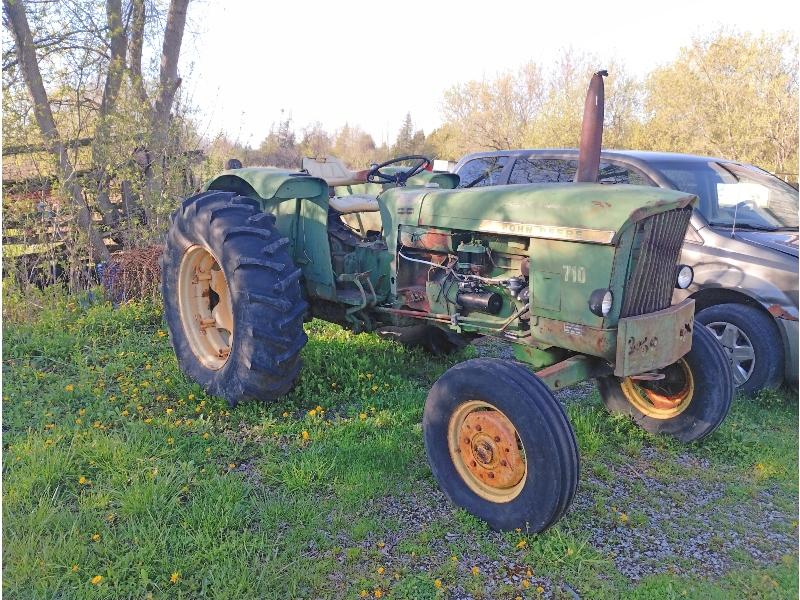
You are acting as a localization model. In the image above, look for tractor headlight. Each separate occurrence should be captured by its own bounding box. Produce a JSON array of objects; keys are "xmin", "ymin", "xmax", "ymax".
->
[
  {"xmin": 675, "ymin": 264, "xmax": 694, "ymax": 289},
  {"xmin": 589, "ymin": 289, "xmax": 613, "ymax": 317}
]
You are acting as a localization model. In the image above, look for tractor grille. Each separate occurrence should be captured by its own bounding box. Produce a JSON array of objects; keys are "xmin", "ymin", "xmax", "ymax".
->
[{"xmin": 619, "ymin": 207, "xmax": 692, "ymax": 318}]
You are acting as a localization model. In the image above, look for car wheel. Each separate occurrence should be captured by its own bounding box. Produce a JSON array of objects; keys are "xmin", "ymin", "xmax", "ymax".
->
[{"xmin": 695, "ymin": 303, "xmax": 784, "ymax": 394}]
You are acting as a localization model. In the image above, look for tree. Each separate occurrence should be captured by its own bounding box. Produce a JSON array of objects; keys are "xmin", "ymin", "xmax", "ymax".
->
[
  {"xmin": 332, "ymin": 124, "xmax": 378, "ymax": 169},
  {"xmin": 441, "ymin": 62, "xmax": 545, "ymax": 152},
  {"xmin": 298, "ymin": 121, "xmax": 332, "ymax": 158},
  {"xmin": 391, "ymin": 112, "xmax": 429, "ymax": 157},
  {"xmin": 640, "ymin": 31, "xmax": 798, "ymax": 175},
  {"xmin": 3, "ymin": 0, "xmax": 110, "ymax": 261}
]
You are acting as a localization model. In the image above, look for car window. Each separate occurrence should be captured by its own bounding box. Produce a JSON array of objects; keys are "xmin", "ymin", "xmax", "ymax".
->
[
  {"xmin": 457, "ymin": 156, "xmax": 509, "ymax": 188},
  {"xmin": 508, "ymin": 158, "xmax": 577, "ymax": 184},
  {"xmin": 651, "ymin": 160, "xmax": 799, "ymax": 230},
  {"xmin": 598, "ymin": 162, "xmax": 652, "ymax": 185}
]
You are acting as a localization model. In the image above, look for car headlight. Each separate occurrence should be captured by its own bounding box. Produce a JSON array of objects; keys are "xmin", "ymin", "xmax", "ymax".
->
[
  {"xmin": 675, "ymin": 265, "xmax": 694, "ymax": 289},
  {"xmin": 589, "ymin": 289, "xmax": 613, "ymax": 317}
]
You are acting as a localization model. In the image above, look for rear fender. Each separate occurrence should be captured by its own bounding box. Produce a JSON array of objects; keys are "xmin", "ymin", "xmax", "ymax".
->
[{"xmin": 205, "ymin": 170, "xmax": 337, "ymax": 299}]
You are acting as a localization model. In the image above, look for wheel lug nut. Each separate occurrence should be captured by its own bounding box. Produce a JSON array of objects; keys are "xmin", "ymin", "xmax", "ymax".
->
[
  {"xmin": 475, "ymin": 425, "xmax": 482, "ymax": 432},
  {"xmin": 500, "ymin": 459, "xmax": 507, "ymax": 467},
  {"xmin": 471, "ymin": 460, "xmax": 477, "ymax": 467},
  {"xmin": 494, "ymin": 436, "xmax": 500, "ymax": 442},
  {"xmin": 488, "ymin": 472, "xmax": 495, "ymax": 479}
]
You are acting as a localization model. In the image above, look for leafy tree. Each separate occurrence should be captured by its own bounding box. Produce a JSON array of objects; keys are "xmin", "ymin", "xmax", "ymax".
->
[{"xmin": 639, "ymin": 31, "xmax": 798, "ymax": 175}]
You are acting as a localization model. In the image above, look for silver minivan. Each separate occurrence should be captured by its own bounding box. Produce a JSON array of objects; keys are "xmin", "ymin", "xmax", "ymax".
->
[{"xmin": 454, "ymin": 149, "xmax": 798, "ymax": 393}]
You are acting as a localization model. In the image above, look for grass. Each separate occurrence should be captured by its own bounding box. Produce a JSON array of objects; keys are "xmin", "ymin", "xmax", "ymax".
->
[{"xmin": 2, "ymin": 296, "xmax": 798, "ymax": 599}]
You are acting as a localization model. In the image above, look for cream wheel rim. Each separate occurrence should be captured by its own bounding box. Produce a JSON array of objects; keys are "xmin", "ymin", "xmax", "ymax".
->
[{"xmin": 177, "ymin": 245, "xmax": 234, "ymax": 370}]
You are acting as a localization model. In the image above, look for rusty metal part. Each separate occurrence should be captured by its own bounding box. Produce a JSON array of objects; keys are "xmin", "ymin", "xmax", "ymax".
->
[
  {"xmin": 620, "ymin": 359, "xmax": 694, "ymax": 417},
  {"xmin": 534, "ymin": 354, "xmax": 611, "ymax": 391},
  {"xmin": 574, "ymin": 70, "xmax": 607, "ymax": 183},
  {"xmin": 530, "ymin": 316, "xmax": 618, "ymax": 362},
  {"xmin": 458, "ymin": 411, "xmax": 525, "ymax": 489},
  {"xmin": 398, "ymin": 226, "xmax": 452, "ymax": 252},
  {"xmin": 614, "ymin": 299, "xmax": 695, "ymax": 377},
  {"xmin": 768, "ymin": 304, "xmax": 799, "ymax": 321},
  {"xmin": 629, "ymin": 372, "xmax": 666, "ymax": 381},
  {"xmin": 447, "ymin": 401, "xmax": 527, "ymax": 502}
]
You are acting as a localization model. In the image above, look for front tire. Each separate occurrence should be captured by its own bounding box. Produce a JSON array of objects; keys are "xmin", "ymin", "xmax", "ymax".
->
[
  {"xmin": 695, "ymin": 303, "xmax": 784, "ymax": 394},
  {"xmin": 597, "ymin": 325, "xmax": 732, "ymax": 442},
  {"xmin": 161, "ymin": 191, "xmax": 308, "ymax": 406},
  {"xmin": 423, "ymin": 358, "xmax": 579, "ymax": 532}
]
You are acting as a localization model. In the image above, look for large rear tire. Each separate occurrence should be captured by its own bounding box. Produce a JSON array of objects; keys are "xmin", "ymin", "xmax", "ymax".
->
[
  {"xmin": 597, "ymin": 325, "xmax": 732, "ymax": 442},
  {"xmin": 161, "ymin": 191, "xmax": 308, "ymax": 406},
  {"xmin": 423, "ymin": 358, "xmax": 579, "ymax": 532}
]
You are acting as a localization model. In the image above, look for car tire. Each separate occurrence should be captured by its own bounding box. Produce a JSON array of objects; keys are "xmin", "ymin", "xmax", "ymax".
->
[
  {"xmin": 695, "ymin": 303, "xmax": 784, "ymax": 394},
  {"xmin": 423, "ymin": 358, "xmax": 579, "ymax": 532},
  {"xmin": 161, "ymin": 190, "xmax": 308, "ymax": 406},
  {"xmin": 597, "ymin": 325, "xmax": 732, "ymax": 443}
]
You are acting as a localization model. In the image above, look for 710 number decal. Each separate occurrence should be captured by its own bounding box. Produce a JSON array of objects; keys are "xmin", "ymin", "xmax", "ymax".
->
[{"xmin": 562, "ymin": 265, "xmax": 586, "ymax": 283}]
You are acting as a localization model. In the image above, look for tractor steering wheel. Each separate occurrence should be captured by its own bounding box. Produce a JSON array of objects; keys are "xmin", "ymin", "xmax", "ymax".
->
[{"xmin": 366, "ymin": 155, "xmax": 432, "ymax": 186}]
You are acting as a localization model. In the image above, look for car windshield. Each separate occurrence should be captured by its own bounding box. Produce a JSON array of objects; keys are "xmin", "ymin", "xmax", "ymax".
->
[{"xmin": 651, "ymin": 160, "xmax": 799, "ymax": 230}]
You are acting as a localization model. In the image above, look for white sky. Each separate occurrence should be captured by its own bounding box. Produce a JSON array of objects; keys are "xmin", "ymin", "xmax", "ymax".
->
[{"xmin": 179, "ymin": 0, "xmax": 798, "ymax": 148}]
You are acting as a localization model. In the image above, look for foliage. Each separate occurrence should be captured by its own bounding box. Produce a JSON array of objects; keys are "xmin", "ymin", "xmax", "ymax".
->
[{"xmin": 638, "ymin": 31, "xmax": 798, "ymax": 176}]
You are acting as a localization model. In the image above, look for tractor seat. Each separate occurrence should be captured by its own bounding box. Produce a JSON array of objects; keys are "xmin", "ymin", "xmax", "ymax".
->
[{"xmin": 329, "ymin": 194, "xmax": 379, "ymax": 214}]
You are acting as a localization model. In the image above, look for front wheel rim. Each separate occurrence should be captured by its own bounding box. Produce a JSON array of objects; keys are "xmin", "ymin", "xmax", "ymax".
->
[
  {"xmin": 177, "ymin": 245, "xmax": 234, "ymax": 370},
  {"xmin": 705, "ymin": 321, "xmax": 755, "ymax": 386},
  {"xmin": 447, "ymin": 400, "xmax": 527, "ymax": 503},
  {"xmin": 620, "ymin": 359, "xmax": 694, "ymax": 419}
]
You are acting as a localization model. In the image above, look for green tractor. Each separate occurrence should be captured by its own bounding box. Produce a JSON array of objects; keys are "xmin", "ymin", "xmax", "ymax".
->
[{"xmin": 161, "ymin": 72, "xmax": 732, "ymax": 532}]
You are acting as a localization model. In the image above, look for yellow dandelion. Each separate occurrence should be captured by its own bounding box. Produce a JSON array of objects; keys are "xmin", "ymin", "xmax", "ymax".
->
[
  {"xmin": 471, "ymin": 566, "xmax": 479, "ymax": 576},
  {"xmin": 451, "ymin": 555, "xmax": 458, "ymax": 562},
  {"xmin": 566, "ymin": 547, "xmax": 574, "ymax": 556},
  {"xmin": 188, "ymin": 393, "xmax": 195, "ymax": 400},
  {"xmin": 144, "ymin": 418, "xmax": 152, "ymax": 424},
  {"xmin": 170, "ymin": 571, "xmax": 180, "ymax": 584},
  {"xmin": 78, "ymin": 476, "xmax": 89, "ymax": 485},
  {"xmin": 366, "ymin": 373, "xmax": 373, "ymax": 379},
  {"xmin": 79, "ymin": 408, "xmax": 86, "ymax": 416},
  {"xmin": 283, "ymin": 411, "xmax": 289, "ymax": 417},
  {"xmin": 75, "ymin": 418, "xmax": 83, "ymax": 425},
  {"xmin": 90, "ymin": 575, "xmax": 103, "ymax": 585},
  {"xmin": 121, "ymin": 410, "xmax": 129, "ymax": 417},
  {"xmin": 157, "ymin": 330, "xmax": 167, "ymax": 337},
  {"xmin": 205, "ymin": 448, "xmax": 211, "ymax": 454},
  {"xmin": 166, "ymin": 408, "xmax": 174, "ymax": 415},
  {"xmin": 107, "ymin": 513, "xmax": 116, "ymax": 522},
  {"xmin": 526, "ymin": 567, "xmax": 533, "ymax": 577},
  {"xmin": 377, "ymin": 540, "xmax": 385, "ymax": 548},
  {"xmin": 228, "ymin": 463, "xmax": 236, "ymax": 469},
  {"xmin": 308, "ymin": 409, "xmax": 317, "ymax": 417},
  {"xmin": 45, "ymin": 423, "xmax": 55, "ymax": 430},
  {"xmin": 516, "ymin": 539, "xmax": 527, "ymax": 549},
  {"xmin": 360, "ymin": 413, "xmax": 367, "ymax": 421},
  {"xmin": 167, "ymin": 437, "xmax": 174, "ymax": 445},
  {"xmin": 203, "ymin": 432, "xmax": 210, "ymax": 439},
  {"xmin": 91, "ymin": 533, "xmax": 101, "ymax": 542},
  {"xmin": 374, "ymin": 589, "xmax": 383, "ymax": 599},
  {"xmin": 536, "ymin": 585, "xmax": 545, "ymax": 593},
  {"xmin": 515, "ymin": 527, "xmax": 521, "ymax": 533},
  {"xmin": 377, "ymin": 566, "xmax": 384, "ymax": 575},
  {"xmin": 65, "ymin": 384, "xmax": 74, "ymax": 392},
  {"xmin": 371, "ymin": 385, "xmax": 378, "ymax": 392},
  {"xmin": 619, "ymin": 512, "xmax": 629, "ymax": 524},
  {"xmin": 301, "ymin": 430, "xmax": 310, "ymax": 441},
  {"xmin": 331, "ymin": 382, "xmax": 337, "ymax": 388},
  {"xmin": 434, "ymin": 578, "xmax": 442, "ymax": 588},
  {"xmin": 522, "ymin": 580, "xmax": 530, "ymax": 589},
  {"xmin": 71, "ymin": 564, "xmax": 79, "ymax": 573},
  {"xmin": 359, "ymin": 591, "xmax": 368, "ymax": 598}
]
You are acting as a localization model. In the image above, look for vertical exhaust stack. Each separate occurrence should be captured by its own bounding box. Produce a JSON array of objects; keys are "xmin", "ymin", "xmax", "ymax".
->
[{"xmin": 574, "ymin": 70, "xmax": 608, "ymax": 183}]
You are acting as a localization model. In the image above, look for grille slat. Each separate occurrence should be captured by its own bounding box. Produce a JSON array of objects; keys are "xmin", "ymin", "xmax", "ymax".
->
[{"xmin": 620, "ymin": 207, "xmax": 692, "ymax": 317}]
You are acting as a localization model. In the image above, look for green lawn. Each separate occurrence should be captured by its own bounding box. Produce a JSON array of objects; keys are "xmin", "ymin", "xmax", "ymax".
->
[{"xmin": 2, "ymin": 297, "xmax": 798, "ymax": 599}]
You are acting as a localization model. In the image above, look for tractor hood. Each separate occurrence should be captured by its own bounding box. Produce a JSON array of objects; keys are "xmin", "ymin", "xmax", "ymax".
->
[{"xmin": 415, "ymin": 183, "xmax": 696, "ymax": 245}]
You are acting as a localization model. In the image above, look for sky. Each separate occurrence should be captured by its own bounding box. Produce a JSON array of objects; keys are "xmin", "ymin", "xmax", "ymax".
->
[{"xmin": 178, "ymin": 0, "xmax": 798, "ymax": 149}]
